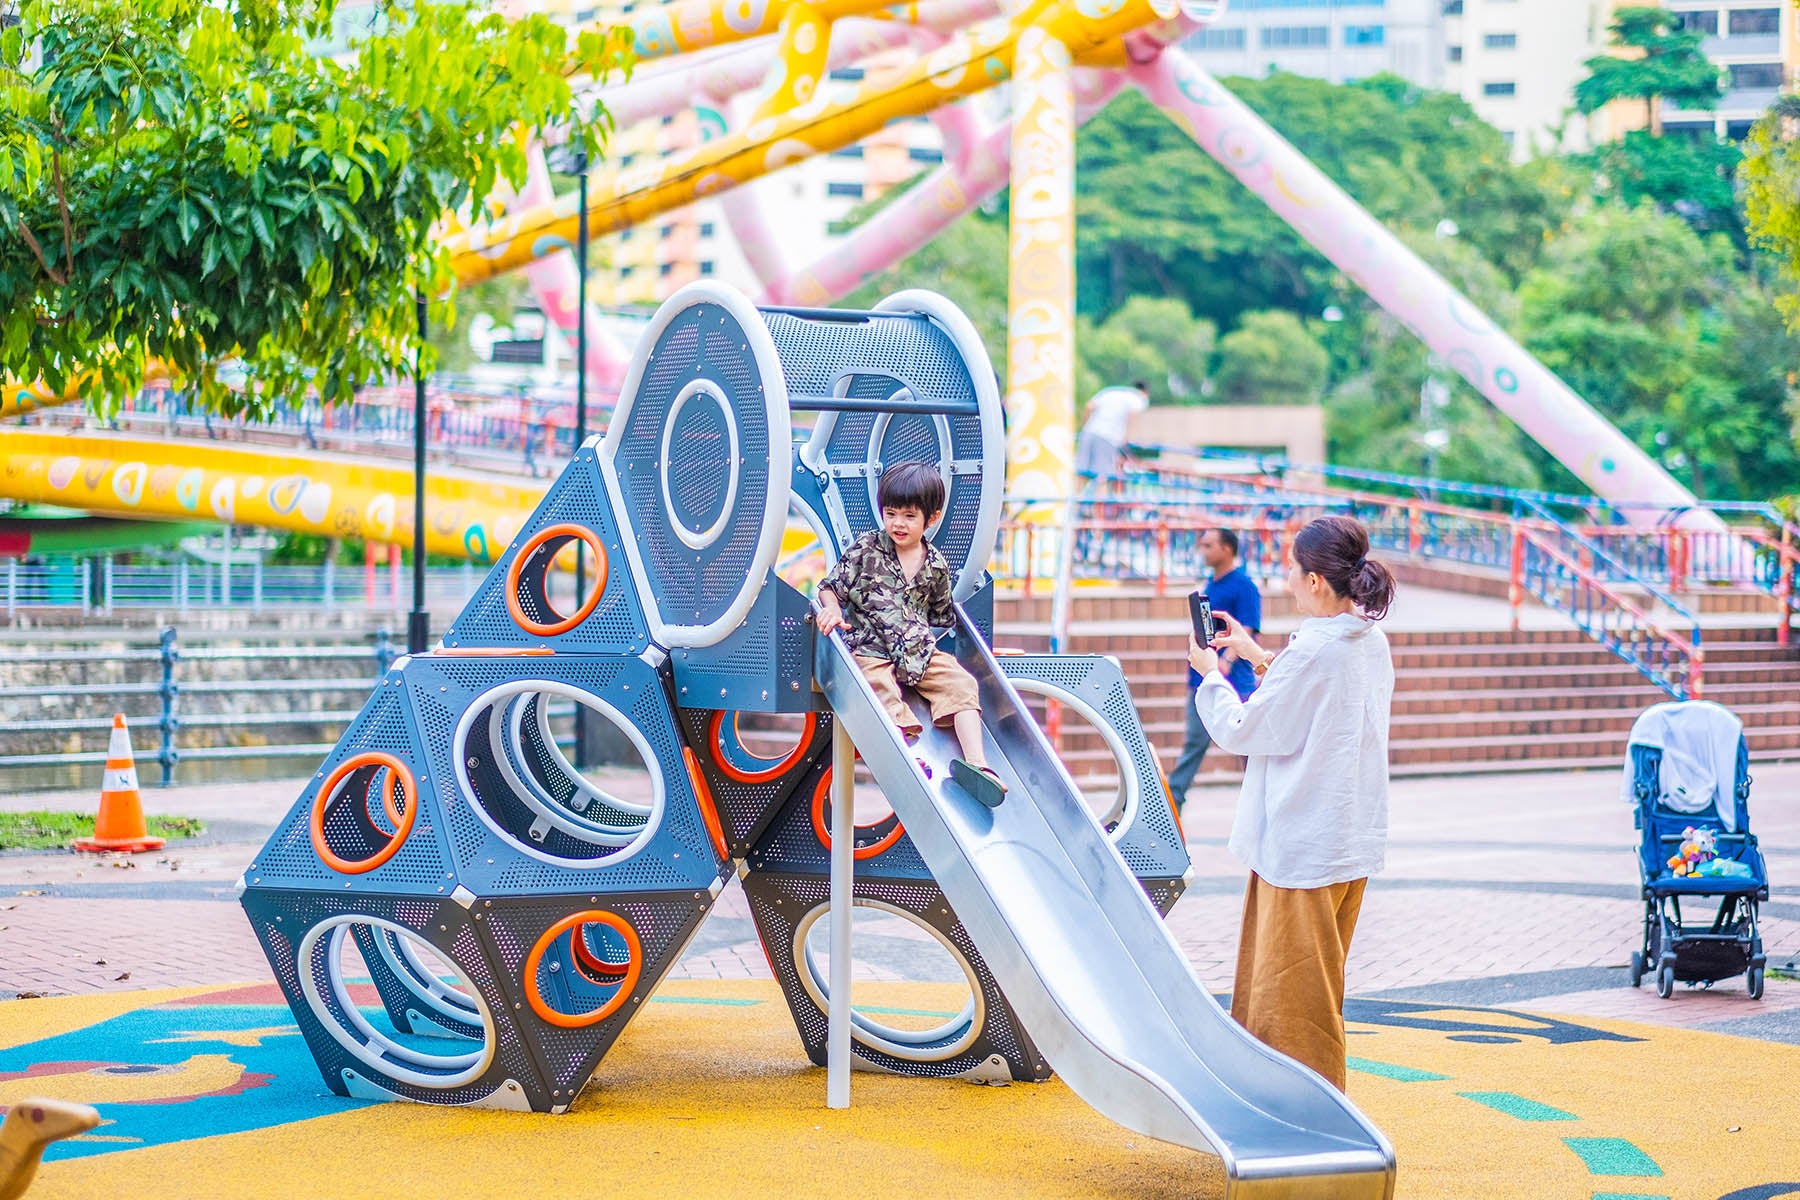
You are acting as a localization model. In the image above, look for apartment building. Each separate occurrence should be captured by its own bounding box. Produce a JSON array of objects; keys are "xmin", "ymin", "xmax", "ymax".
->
[
  {"xmin": 1663, "ymin": 1, "xmax": 1800, "ymax": 138},
  {"xmin": 1442, "ymin": 1, "xmax": 1637, "ymax": 160},
  {"xmin": 593, "ymin": 67, "xmax": 946, "ymax": 307},
  {"xmin": 1181, "ymin": 0, "xmax": 1446, "ymax": 89}
]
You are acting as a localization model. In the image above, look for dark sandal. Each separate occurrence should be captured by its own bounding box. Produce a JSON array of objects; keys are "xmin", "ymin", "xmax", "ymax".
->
[{"xmin": 952, "ymin": 759, "xmax": 1007, "ymax": 808}]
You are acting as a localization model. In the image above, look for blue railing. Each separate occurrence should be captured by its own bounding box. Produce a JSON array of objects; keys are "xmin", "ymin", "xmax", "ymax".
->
[
  {"xmin": 1170, "ymin": 447, "xmax": 1798, "ymax": 539},
  {"xmin": 1514, "ymin": 528, "xmax": 1700, "ymax": 699},
  {"xmin": 3, "ymin": 557, "xmax": 483, "ymax": 617},
  {"xmin": 13, "ymin": 384, "xmax": 619, "ymax": 478}
]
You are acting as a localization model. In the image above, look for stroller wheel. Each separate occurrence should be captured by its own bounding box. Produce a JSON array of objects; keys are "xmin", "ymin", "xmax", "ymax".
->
[
  {"xmin": 1748, "ymin": 966, "xmax": 1765, "ymax": 1000},
  {"xmin": 1628, "ymin": 952, "xmax": 1644, "ymax": 988},
  {"xmin": 1657, "ymin": 962, "xmax": 1675, "ymax": 999}
]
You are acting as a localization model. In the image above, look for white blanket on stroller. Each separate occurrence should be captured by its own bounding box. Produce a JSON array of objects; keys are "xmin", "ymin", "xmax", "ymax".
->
[{"xmin": 1622, "ymin": 701, "xmax": 1743, "ymax": 832}]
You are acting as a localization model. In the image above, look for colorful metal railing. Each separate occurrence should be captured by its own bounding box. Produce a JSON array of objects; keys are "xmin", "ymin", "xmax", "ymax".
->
[
  {"xmin": 10, "ymin": 384, "xmax": 617, "ymax": 478},
  {"xmin": 1095, "ymin": 460, "xmax": 1712, "ymax": 697},
  {"xmin": 1512, "ymin": 526, "xmax": 1702, "ymax": 700}
]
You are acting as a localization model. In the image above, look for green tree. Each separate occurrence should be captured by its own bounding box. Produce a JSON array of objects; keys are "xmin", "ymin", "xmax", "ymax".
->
[
  {"xmin": 1074, "ymin": 295, "xmax": 1215, "ymax": 404},
  {"xmin": 1519, "ymin": 204, "xmax": 1798, "ymax": 500},
  {"xmin": 1574, "ymin": 6, "xmax": 1725, "ymax": 134},
  {"xmin": 1742, "ymin": 95, "xmax": 1800, "ymax": 328},
  {"xmin": 1324, "ymin": 229, "xmax": 1548, "ymax": 488},
  {"xmin": 0, "ymin": 0, "xmax": 630, "ymax": 416},
  {"xmin": 1212, "ymin": 310, "xmax": 1328, "ymax": 406},
  {"xmin": 1574, "ymin": 7, "xmax": 1736, "ymax": 239},
  {"xmin": 1076, "ymin": 76, "xmax": 1579, "ymax": 331}
]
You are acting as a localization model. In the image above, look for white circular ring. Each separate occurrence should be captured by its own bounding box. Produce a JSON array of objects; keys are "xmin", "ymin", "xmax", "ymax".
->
[
  {"xmin": 483, "ymin": 693, "xmax": 650, "ymax": 849},
  {"xmin": 455, "ymin": 680, "xmax": 668, "ymax": 869},
  {"xmin": 528, "ymin": 695, "xmax": 652, "ymax": 818},
  {"xmin": 659, "ymin": 379, "xmax": 741, "ymax": 551},
  {"xmin": 1007, "ymin": 676, "xmax": 1141, "ymax": 838},
  {"xmin": 375, "ymin": 929, "xmax": 482, "ymax": 1026},
  {"xmin": 298, "ymin": 917, "xmax": 495, "ymax": 1089},
  {"xmin": 791, "ymin": 898, "xmax": 984, "ymax": 1062}
]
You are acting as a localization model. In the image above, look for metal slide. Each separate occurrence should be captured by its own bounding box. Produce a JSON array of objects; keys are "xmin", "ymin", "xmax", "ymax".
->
[{"xmin": 815, "ymin": 608, "xmax": 1396, "ymax": 1199}]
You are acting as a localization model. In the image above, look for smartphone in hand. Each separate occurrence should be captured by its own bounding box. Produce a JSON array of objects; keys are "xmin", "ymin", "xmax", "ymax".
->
[{"xmin": 1188, "ymin": 591, "xmax": 1215, "ymax": 645}]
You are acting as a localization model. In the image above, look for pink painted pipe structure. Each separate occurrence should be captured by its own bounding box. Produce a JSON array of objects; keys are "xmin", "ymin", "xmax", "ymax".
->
[
  {"xmin": 759, "ymin": 71, "xmax": 1122, "ymax": 306},
  {"xmin": 1129, "ymin": 49, "xmax": 1710, "ymax": 526}
]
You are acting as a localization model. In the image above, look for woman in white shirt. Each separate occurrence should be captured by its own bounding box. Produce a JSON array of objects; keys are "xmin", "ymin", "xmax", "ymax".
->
[{"xmin": 1186, "ymin": 514, "xmax": 1396, "ymax": 1092}]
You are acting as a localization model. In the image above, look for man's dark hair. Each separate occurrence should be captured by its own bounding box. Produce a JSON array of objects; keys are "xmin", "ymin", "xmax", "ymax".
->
[
  {"xmin": 877, "ymin": 461, "xmax": 947, "ymax": 517},
  {"xmin": 1209, "ymin": 527, "xmax": 1239, "ymax": 556},
  {"xmin": 1132, "ymin": 379, "xmax": 1150, "ymax": 394}
]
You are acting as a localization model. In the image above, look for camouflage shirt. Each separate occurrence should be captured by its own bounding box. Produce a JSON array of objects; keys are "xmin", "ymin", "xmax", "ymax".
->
[{"xmin": 820, "ymin": 530, "xmax": 953, "ymax": 685}]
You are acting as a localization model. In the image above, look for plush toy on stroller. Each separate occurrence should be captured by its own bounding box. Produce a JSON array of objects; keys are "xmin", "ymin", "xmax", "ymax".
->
[{"xmin": 1624, "ymin": 701, "xmax": 1770, "ymax": 1000}]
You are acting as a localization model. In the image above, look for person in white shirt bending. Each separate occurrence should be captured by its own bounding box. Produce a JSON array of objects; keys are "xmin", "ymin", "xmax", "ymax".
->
[
  {"xmin": 1074, "ymin": 380, "xmax": 1150, "ymax": 484},
  {"xmin": 1186, "ymin": 514, "xmax": 1397, "ymax": 1092}
]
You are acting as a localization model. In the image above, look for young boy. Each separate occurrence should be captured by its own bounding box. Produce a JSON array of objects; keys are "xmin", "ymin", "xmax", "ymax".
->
[{"xmin": 815, "ymin": 461, "xmax": 1007, "ymax": 805}]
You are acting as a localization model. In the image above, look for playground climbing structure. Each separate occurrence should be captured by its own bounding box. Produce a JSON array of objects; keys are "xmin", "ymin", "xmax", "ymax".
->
[{"xmin": 241, "ymin": 283, "xmax": 1396, "ymax": 1197}]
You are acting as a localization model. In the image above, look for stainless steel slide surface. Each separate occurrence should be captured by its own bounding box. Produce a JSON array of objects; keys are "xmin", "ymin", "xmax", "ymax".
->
[{"xmin": 816, "ymin": 609, "xmax": 1396, "ymax": 1199}]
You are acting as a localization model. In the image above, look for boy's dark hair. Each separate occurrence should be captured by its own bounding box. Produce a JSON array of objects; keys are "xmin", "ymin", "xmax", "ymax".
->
[
  {"xmin": 1209, "ymin": 527, "xmax": 1239, "ymax": 556},
  {"xmin": 1133, "ymin": 380, "xmax": 1150, "ymax": 394},
  {"xmin": 877, "ymin": 461, "xmax": 947, "ymax": 517}
]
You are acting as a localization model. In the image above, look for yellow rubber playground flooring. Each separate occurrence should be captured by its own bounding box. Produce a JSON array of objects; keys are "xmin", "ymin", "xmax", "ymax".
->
[{"xmin": 6, "ymin": 980, "xmax": 1799, "ymax": 1200}]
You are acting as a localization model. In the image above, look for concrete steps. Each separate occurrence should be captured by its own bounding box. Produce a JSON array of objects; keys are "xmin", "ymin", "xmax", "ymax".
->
[{"xmin": 990, "ymin": 587, "xmax": 1800, "ymax": 787}]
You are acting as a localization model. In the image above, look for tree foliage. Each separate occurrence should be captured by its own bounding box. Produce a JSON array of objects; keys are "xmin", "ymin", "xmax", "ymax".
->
[
  {"xmin": 1076, "ymin": 76, "xmax": 1579, "ymax": 329},
  {"xmin": 1212, "ymin": 311, "xmax": 1328, "ymax": 406},
  {"xmin": 1573, "ymin": 6, "xmax": 1724, "ymax": 126},
  {"xmin": 1574, "ymin": 6, "xmax": 1738, "ymax": 241},
  {"xmin": 0, "ymin": 0, "xmax": 630, "ymax": 415},
  {"xmin": 1519, "ymin": 204, "xmax": 1800, "ymax": 500},
  {"xmin": 1074, "ymin": 295, "xmax": 1215, "ymax": 404},
  {"xmin": 1741, "ymin": 96, "xmax": 1800, "ymax": 329}
]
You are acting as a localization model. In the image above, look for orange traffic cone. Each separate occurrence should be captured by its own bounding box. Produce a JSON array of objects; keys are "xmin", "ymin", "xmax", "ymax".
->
[{"xmin": 72, "ymin": 714, "xmax": 165, "ymax": 854}]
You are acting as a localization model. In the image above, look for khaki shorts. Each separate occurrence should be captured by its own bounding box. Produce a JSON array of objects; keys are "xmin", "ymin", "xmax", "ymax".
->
[{"xmin": 855, "ymin": 652, "xmax": 982, "ymax": 738}]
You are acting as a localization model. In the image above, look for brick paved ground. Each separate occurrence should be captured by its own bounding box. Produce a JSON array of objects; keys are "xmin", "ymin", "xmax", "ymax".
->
[{"xmin": 4, "ymin": 762, "xmax": 1797, "ymax": 1040}]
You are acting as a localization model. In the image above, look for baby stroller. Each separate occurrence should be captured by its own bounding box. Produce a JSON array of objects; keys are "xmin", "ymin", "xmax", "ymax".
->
[{"xmin": 1626, "ymin": 721, "xmax": 1770, "ymax": 1000}]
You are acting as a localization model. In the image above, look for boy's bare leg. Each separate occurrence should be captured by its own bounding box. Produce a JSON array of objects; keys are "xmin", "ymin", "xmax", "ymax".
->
[{"xmin": 951, "ymin": 710, "xmax": 987, "ymax": 768}]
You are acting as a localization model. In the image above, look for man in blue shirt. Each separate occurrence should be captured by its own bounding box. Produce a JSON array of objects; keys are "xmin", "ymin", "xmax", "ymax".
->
[{"xmin": 1168, "ymin": 528, "xmax": 1262, "ymax": 809}]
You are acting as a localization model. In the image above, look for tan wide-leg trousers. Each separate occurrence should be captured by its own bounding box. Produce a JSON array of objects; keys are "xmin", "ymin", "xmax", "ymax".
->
[{"xmin": 1230, "ymin": 871, "xmax": 1367, "ymax": 1092}]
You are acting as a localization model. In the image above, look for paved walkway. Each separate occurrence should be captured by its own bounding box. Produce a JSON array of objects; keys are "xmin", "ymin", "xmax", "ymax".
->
[{"xmin": 5, "ymin": 762, "xmax": 1796, "ymax": 1039}]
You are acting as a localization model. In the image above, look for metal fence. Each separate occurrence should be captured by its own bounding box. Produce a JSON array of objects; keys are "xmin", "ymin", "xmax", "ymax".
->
[
  {"xmin": 4, "ymin": 557, "xmax": 482, "ymax": 617},
  {"xmin": 0, "ymin": 629, "xmax": 398, "ymax": 785}
]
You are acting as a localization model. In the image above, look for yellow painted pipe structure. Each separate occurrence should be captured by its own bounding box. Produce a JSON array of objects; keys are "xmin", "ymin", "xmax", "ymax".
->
[
  {"xmin": 1005, "ymin": 21, "xmax": 1077, "ymax": 503},
  {"xmin": 0, "ymin": 430, "xmax": 546, "ymax": 562},
  {"xmin": 623, "ymin": 0, "xmax": 901, "ymax": 64},
  {"xmin": 0, "ymin": 428, "xmax": 829, "ymax": 564},
  {"xmin": 444, "ymin": 0, "xmax": 1188, "ymax": 285},
  {"xmin": 2, "ymin": 363, "xmax": 174, "ymax": 421}
]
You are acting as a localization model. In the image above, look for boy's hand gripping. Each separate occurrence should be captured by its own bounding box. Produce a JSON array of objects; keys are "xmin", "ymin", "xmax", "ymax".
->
[{"xmin": 815, "ymin": 593, "xmax": 846, "ymax": 637}]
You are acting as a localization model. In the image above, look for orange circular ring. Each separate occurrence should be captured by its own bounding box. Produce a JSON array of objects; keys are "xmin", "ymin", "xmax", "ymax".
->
[
  {"xmin": 310, "ymin": 752, "xmax": 418, "ymax": 876},
  {"xmin": 810, "ymin": 767, "xmax": 905, "ymax": 861},
  {"xmin": 682, "ymin": 747, "xmax": 731, "ymax": 863},
  {"xmin": 378, "ymin": 767, "xmax": 405, "ymax": 829},
  {"xmin": 707, "ymin": 710, "xmax": 818, "ymax": 784},
  {"xmin": 571, "ymin": 924, "xmax": 633, "ymax": 982},
  {"xmin": 524, "ymin": 910, "xmax": 642, "ymax": 1029},
  {"xmin": 504, "ymin": 523, "xmax": 608, "ymax": 637}
]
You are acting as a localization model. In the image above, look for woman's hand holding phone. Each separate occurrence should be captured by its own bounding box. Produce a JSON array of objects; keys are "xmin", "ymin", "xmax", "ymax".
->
[
  {"xmin": 1187, "ymin": 633, "xmax": 1219, "ymax": 677},
  {"xmin": 1210, "ymin": 610, "xmax": 1261, "ymax": 660}
]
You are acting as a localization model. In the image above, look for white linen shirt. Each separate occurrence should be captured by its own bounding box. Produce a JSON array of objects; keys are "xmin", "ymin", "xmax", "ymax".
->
[{"xmin": 1196, "ymin": 612, "xmax": 1394, "ymax": 889}]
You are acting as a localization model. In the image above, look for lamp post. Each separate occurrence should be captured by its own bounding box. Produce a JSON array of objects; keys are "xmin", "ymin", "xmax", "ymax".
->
[
  {"xmin": 547, "ymin": 141, "xmax": 594, "ymax": 765},
  {"xmin": 575, "ymin": 159, "xmax": 590, "ymax": 766},
  {"xmin": 409, "ymin": 290, "xmax": 431, "ymax": 654}
]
